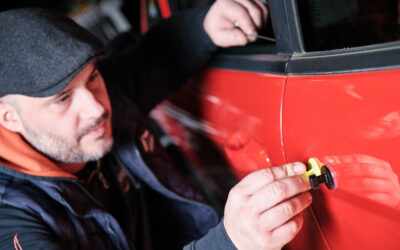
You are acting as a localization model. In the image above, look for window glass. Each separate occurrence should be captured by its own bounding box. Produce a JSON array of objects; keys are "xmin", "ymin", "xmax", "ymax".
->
[{"xmin": 297, "ymin": 0, "xmax": 400, "ymax": 51}]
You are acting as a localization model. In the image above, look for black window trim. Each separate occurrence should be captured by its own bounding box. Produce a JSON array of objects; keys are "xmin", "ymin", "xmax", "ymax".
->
[
  {"xmin": 288, "ymin": 41, "xmax": 400, "ymax": 75},
  {"xmin": 209, "ymin": 0, "xmax": 400, "ymax": 76},
  {"xmin": 269, "ymin": 0, "xmax": 303, "ymax": 54},
  {"xmin": 208, "ymin": 53, "xmax": 290, "ymax": 75}
]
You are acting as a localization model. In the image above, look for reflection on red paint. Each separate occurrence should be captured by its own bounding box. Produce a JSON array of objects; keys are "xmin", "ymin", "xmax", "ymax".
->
[
  {"xmin": 283, "ymin": 69, "xmax": 400, "ymax": 249},
  {"xmin": 320, "ymin": 154, "xmax": 400, "ymax": 208},
  {"xmin": 224, "ymin": 130, "xmax": 271, "ymax": 179}
]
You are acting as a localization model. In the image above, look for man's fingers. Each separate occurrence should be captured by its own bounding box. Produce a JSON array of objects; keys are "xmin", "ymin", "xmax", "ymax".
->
[
  {"xmin": 248, "ymin": 175, "xmax": 311, "ymax": 212},
  {"xmin": 270, "ymin": 213, "xmax": 304, "ymax": 247},
  {"xmin": 211, "ymin": 29, "xmax": 248, "ymax": 47},
  {"xmin": 282, "ymin": 162, "xmax": 307, "ymax": 177},
  {"xmin": 234, "ymin": 0, "xmax": 265, "ymax": 28},
  {"xmin": 223, "ymin": 162, "xmax": 309, "ymax": 249},
  {"xmin": 203, "ymin": 0, "xmax": 270, "ymax": 47},
  {"xmin": 251, "ymin": 0, "xmax": 269, "ymax": 23},
  {"xmin": 260, "ymin": 192, "xmax": 312, "ymax": 231},
  {"xmin": 222, "ymin": 0, "xmax": 257, "ymax": 35},
  {"xmin": 236, "ymin": 162, "xmax": 306, "ymax": 195}
]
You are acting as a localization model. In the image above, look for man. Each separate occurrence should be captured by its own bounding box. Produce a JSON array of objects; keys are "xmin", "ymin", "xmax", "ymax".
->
[{"xmin": 0, "ymin": 0, "xmax": 311, "ymax": 249}]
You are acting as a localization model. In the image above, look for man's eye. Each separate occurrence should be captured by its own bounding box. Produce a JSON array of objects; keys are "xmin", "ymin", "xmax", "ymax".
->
[
  {"xmin": 88, "ymin": 72, "xmax": 99, "ymax": 83},
  {"xmin": 56, "ymin": 95, "xmax": 70, "ymax": 104}
]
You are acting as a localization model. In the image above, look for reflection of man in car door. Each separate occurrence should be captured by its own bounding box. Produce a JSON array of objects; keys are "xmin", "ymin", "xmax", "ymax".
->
[
  {"xmin": 322, "ymin": 154, "xmax": 400, "ymax": 207},
  {"xmin": 0, "ymin": 0, "xmax": 311, "ymax": 249}
]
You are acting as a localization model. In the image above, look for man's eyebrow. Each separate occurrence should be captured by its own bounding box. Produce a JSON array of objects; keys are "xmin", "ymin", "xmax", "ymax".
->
[
  {"xmin": 48, "ymin": 66, "xmax": 97, "ymax": 103},
  {"xmin": 51, "ymin": 87, "xmax": 72, "ymax": 102}
]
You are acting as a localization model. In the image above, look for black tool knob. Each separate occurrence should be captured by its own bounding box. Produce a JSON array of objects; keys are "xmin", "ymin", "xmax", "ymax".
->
[{"xmin": 309, "ymin": 166, "xmax": 336, "ymax": 190}]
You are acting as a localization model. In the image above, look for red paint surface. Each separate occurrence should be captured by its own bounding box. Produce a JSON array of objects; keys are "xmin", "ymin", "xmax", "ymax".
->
[
  {"xmin": 196, "ymin": 69, "xmax": 287, "ymax": 175},
  {"xmin": 283, "ymin": 69, "xmax": 400, "ymax": 249},
  {"xmin": 153, "ymin": 67, "xmax": 400, "ymax": 249},
  {"xmin": 153, "ymin": 68, "xmax": 330, "ymax": 249}
]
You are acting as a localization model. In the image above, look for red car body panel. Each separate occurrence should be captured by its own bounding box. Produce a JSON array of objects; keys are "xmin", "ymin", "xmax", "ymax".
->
[
  {"xmin": 152, "ymin": 67, "xmax": 400, "ymax": 249},
  {"xmin": 283, "ymin": 69, "xmax": 400, "ymax": 249},
  {"xmin": 196, "ymin": 69, "xmax": 286, "ymax": 177},
  {"xmin": 153, "ymin": 68, "xmax": 286, "ymax": 179},
  {"xmin": 148, "ymin": 0, "xmax": 400, "ymax": 248}
]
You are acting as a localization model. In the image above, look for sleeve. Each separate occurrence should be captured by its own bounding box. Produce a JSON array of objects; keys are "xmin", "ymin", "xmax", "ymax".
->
[
  {"xmin": 183, "ymin": 220, "xmax": 237, "ymax": 250},
  {"xmin": 97, "ymin": 6, "xmax": 218, "ymax": 114},
  {"xmin": 0, "ymin": 206, "xmax": 65, "ymax": 250}
]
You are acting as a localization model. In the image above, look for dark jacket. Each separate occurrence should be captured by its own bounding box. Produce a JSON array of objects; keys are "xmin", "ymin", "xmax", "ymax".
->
[{"xmin": 0, "ymin": 6, "xmax": 236, "ymax": 250}]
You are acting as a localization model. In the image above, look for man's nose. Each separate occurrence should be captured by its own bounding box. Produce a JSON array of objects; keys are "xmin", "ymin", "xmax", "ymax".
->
[{"xmin": 78, "ymin": 88, "xmax": 105, "ymax": 119}]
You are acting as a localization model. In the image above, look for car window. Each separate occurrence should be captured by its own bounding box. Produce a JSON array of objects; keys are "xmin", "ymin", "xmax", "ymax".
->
[{"xmin": 297, "ymin": 0, "xmax": 400, "ymax": 51}]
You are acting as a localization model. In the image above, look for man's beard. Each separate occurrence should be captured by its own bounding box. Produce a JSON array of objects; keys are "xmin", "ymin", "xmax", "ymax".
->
[{"xmin": 21, "ymin": 112, "xmax": 113, "ymax": 163}]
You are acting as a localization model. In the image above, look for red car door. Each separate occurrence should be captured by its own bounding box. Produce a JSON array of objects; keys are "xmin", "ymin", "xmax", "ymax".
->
[
  {"xmin": 151, "ymin": 0, "xmax": 400, "ymax": 249},
  {"xmin": 284, "ymin": 69, "xmax": 400, "ymax": 250},
  {"xmin": 283, "ymin": 0, "xmax": 400, "ymax": 248}
]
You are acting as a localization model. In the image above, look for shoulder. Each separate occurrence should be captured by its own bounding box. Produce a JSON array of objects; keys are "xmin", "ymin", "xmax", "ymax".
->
[
  {"xmin": 0, "ymin": 206, "xmax": 64, "ymax": 249},
  {"xmin": 0, "ymin": 172, "xmax": 57, "ymax": 212}
]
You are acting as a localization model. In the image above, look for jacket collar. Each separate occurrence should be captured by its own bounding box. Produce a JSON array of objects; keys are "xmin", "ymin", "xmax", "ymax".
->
[{"xmin": 0, "ymin": 125, "xmax": 76, "ymax": 178}]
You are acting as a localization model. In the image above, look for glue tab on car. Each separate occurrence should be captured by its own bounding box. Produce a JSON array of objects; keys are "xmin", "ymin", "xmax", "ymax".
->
[{"xmin": 304, "ymin": 157, "xmax": 336, "ymax": 190}]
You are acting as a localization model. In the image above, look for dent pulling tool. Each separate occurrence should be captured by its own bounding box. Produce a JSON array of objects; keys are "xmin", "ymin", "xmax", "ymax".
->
[
  {"xmin": 303, "ymin": 157, "xmax": 336, "ymax": 190},
  {"xmin": 233, "ymin": 21, "xmax": 276, "ymax": 42}
]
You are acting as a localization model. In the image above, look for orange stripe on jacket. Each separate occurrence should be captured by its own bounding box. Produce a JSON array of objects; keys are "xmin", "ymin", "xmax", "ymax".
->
[{"xmin": 14, "ymin": 234, "xmax": 23, "ymax": 250}]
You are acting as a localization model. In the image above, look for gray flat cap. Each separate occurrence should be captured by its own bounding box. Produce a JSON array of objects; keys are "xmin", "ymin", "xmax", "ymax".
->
[{"xmin": 0, "ymin": 8, "xmax": 104, "ymax": 97}]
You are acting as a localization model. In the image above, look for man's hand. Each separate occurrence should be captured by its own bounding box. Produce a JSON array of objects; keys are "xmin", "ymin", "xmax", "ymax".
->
[
  {"xmin": 203, "ymin": 0, "xmax": 268, "ymax": 47},
  {"xmin": 223, "ymin": 162, "xmax": 312, "ymax": 250}
]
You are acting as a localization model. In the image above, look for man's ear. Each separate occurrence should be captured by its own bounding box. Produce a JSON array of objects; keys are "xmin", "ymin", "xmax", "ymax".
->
[{"xmin": 0, "ymin": 101, "xmax": 23, "ymax": 133}]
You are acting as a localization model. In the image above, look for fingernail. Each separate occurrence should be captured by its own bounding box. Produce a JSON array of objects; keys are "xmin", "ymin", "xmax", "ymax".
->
[
  {"xmin": 294, "ymin": 163, "xmax": 306, "ymax": 174},
  {"xmin": 247, "ymin": 34, "xmax": 256, "ymax": 42},
  {"xmin": 247, "ymin": 32, "xmax": 257, "ymax": 41}
]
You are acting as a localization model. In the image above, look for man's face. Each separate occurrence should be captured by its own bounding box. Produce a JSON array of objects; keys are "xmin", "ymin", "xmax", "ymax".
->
[{"xmin": 14, "ymin": 62, "xmax": 113, "ymax": 163}]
